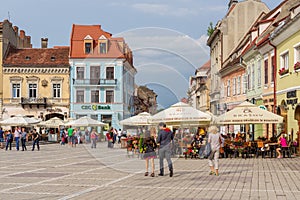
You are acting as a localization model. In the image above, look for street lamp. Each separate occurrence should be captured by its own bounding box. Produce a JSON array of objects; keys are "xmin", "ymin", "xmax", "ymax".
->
[{"xmin": 251, "ymin": 98, "xmax": 255, "ymax": 141}]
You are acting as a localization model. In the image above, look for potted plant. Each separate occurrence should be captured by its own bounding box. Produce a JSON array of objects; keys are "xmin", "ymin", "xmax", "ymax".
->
[
  {"xmin": 294, "ymin": 62, "xmax": 300, "ymax": 71},
  {"xmin": 278, "ymin": 68, "xmax": 289, "ymax": 76}
]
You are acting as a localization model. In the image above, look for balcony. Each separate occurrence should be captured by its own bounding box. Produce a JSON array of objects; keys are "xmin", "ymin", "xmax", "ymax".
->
[
  {"xmin": 21, "ymin": 97, "xmax": 47, "ymax": 108},
  {"xmin": 73, "ymin": 79, "xmax": 117, "ymax": 86}
]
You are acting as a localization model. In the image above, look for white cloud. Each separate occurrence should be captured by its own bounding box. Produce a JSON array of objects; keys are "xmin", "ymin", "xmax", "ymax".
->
[{"xmin": 131, "ymin": 3, "xmax": 197, "ymax": 17}]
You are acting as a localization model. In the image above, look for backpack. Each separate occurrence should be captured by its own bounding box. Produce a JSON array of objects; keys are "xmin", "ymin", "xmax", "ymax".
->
[{"xmin": 7, "ymin": 134, "xmax": 13, "ymax": 142}]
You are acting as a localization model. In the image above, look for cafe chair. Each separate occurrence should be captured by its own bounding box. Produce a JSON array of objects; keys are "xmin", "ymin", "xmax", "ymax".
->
[{"xmin": 256, "ymin": 141, "xmax": 266, "ymax": 158}]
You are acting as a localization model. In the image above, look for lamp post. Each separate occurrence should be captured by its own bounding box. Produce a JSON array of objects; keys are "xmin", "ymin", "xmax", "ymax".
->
[{"xmin": 251, "ymin": 98, "xmax": 255, "ymax": 141}]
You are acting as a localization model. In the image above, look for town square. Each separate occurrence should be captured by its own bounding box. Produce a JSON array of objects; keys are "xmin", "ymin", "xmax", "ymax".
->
[{"xmin": 1, "ymin": 0, "xmax": 300, "ymax": 199}]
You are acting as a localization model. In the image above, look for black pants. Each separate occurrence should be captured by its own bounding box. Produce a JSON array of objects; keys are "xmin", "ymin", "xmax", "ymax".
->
[
  {"xmin": 32, "ymin": 139, "xmax": 40, "ymax": 151},
  {"xmin": 21, "ymin": 138, "xmax": 27, "ymax": 151},
  {"xmin": 6, "ymin": 141, "xmax": 12, "ymax": 150}
]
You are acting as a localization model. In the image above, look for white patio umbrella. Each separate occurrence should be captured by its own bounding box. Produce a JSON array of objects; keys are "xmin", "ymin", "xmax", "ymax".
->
[
  {"xmin": 65, "ymin": 116, "xmax": 105, "ymax": 127},
  {"xmin": 0, "ymin": 114, "xmax": 40, "ymax": 126},
  {"xmin": 120, "ymin": 112, "xmax": 152, "ymax": 126},
  {"xmin": 37, "ymin": 117, "xmax": 66, "ymax": 128},
  {"xmin": 151, "ymin": 102, "xmax": 211, "ymax": 126},
  {"xmin": 216, "ymin": 101, "xmax": 283, "ymax": 124},
  {"xmin": 205, "ymin": 111, "xmax": 218, "ymax": 125}
]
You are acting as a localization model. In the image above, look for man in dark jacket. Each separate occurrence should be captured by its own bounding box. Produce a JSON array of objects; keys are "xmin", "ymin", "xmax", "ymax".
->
[{"xmin": 157, "ymin": 122, "xmax": 174, "ymax": 177}]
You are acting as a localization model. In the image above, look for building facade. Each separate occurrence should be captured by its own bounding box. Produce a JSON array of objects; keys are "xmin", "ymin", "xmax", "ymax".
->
[
  {"xmin": 133, "ymin": 85, "xmax": 157, "ymax": 115},
  {"xmin": 0, "ymin": 19, "xmax": 32, "ymax": 119},
  {"xmin": 271, "ymin": 4, "xmax": 300, "ymax": 139},
  {"xmin": 207, "ymin": 0, "xmax": 269, "ymax": 117},
  {"xmin": 188, "ymin": 60, "xmax": 210, "ymax": 112},
  {"xmin": 2, "ymin": 42, "xmax": 70, "ymax": 120},
  {"xmin": 69, "ymin": 24, "xmax": 136, "ymax": 129}
]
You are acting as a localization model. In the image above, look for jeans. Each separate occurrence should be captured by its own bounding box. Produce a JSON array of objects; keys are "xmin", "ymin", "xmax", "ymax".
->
[
  {"xmin": 21, "ymin": 138, "xmax": 27, "ymax": 151},
  {"xmin": 6, "ymin": 140, "xmax": 12, "ymax": 150},
  {"xmin": 159, "ymin": 145, "xmax": 173, "ymax": 174},
  {"xmin": 15, "ymin": 137, "xmax": 20, "ymax": 150},
  {"xmin": 199, "ymin": 146, "xmax": 205, "ymax": 158},
  {"xmin": 32, "ymin": 139, "xmax": 40, "ymax": 151},
  {"xmin": 91, "ymin": 138, "xmax": 97, "ymax": 148},
  {"xmin": 208, "ymin": 150, "xmax": 220, "ymax": 170}
]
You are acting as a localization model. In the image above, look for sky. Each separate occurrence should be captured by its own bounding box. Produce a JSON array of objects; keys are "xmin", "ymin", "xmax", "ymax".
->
[{"xmin": 0, "ymin": 0, "xmax": 282, "ymax": 109}]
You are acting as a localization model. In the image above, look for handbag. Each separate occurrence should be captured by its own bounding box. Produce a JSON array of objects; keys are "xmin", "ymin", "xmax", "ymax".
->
[{"xmin": 204, "ymin": 143, "xmax": 211, "ymax": 157}]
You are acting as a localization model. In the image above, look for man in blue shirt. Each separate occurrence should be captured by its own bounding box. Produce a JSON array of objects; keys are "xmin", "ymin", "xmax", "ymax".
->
[{"xmin": 157, "ymin": 122, "xmax": 174, "ymax": 177}]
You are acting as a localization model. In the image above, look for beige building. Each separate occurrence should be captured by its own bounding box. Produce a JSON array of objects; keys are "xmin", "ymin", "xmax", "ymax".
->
[
  {"xmin": 2, "ymin": 41, "xmax": 70, "ymax": 120},
  {"xmin": 133, "ymin": 85, "xmax": 157, "ymax": 115},
  {"xmin": 188, "ymin": 60, "xmax": 210, "ymax": 112},
  {"xmin": 207, "ymin": 0, "xmax": 269, "ymax": 116},
  {"xmin": 0, "ymin": 19, "xmax": 31, "ymax": 119}
]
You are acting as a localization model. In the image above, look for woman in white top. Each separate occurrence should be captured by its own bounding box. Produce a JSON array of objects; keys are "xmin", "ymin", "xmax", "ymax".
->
[{"xmin": 208, "ymin": 126, "xmax": 221, "ymax": 176}]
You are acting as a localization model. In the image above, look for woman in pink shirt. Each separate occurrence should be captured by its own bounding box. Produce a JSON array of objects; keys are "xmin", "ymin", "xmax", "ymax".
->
[{"xmin": 276, "ymin": 135, "xmax": 288, "ymax": 158}]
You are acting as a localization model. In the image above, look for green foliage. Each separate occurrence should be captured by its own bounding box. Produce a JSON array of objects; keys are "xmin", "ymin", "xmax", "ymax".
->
[{"xmin": 207, "ymin": 22, "xmax": 214, "ymax": 37}]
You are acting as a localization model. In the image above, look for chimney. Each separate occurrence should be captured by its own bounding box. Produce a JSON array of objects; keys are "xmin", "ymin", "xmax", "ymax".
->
[
  {"xmin": 41, "ymin": 38, "xmax": 48, "ymax": 48},
  {"xmin": 13, "ymin": 26, "xmax": 19, "ymax": 34},
  {"xmin": 228, "ymin": 0, "xmax": 238, "ymax": 9},
  {"xmin": 20, "ymin": 30, "xmax": 25, "ymax": 39}
]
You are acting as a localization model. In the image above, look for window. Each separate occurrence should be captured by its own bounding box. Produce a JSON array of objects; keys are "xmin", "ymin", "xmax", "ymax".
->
[
  {"xmin": 247, "ymin": 71, "xmax": 251, "ymax": 90},
  {"xmin": 106, "ymin": 67, "xmax": 114, "ymax": 80},
  {"xmin": 220, "ymin": 83, "xmax": 224, "ymax": 98},
  {"xmin": 85, "ymin": 43, "xmax": 92, "ymax": 54},
  {"xmin": 242, "ymin": 75, "xmax": 247, "ymax": 94},
  {"xmin": 280, "ymin": 51, "xmax": 289, "ymax": 70},
  {"xmin": 76, "ymin": 67, "xmax": 84, "ymax": 79},
  {"xmin": 76, "ymin": 90, "xmax": 84, "ymax": 103},
  {"xmin": 264, "ymin": 59, "xmax": 268, "ymax": 84},
  {"xmin": 294, "ymin": 45, "xmax": 300, "ymax": 63},
  {"xmin": 271, "ymin": 56, "xmax": 275, "ymax": 82},
  {"xmin": 106, "ymin": 90, "xmax": 114, "ymax": 103},
  {"xmin": 100, "ymin": 42, "xmax": 107, "ymax": 54},
  {"xmin": 29, "ymin": 83, "xmax": 37, "ymax": 98},
  {"xmin": 91, "ymin": 90, "xmax": 99, "ymax": 103},
  {"xmin": 251, "ymin": 64, "xmax": 255, "ymax": 89},
  {"xmin": 12, "ymin": 83, "xmax": 20, "ymax": 98},
  {"xmin": 237, "ymin": 76, "xmax": 241, "ymax": 95},
  {"xmin": 53, "ymin": 84, "xmax": 61, "ymax": 98},
  {"xmin": 91, "ymin": 114, "xmax": 98, "ymax": 120},
  {"xmin": 233, "ymin": 78, "xmax": 236, "ymax": 96},
  {"xmin": 257, "ymin": 61, "xmax": 261, "ymax": 87},
  {"xmin": 227, "ymin": 80, "xmax": 230, "ymax": 97}
]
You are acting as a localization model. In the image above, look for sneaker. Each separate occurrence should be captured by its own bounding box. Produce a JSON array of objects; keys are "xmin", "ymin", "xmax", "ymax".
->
[
  {"xmin": 158, "ymin": 173, "xmax": 164, "ymax": 176},
  {"xmin": 209, "ymin": 171, "xmax": 215, "ymax": 175}
]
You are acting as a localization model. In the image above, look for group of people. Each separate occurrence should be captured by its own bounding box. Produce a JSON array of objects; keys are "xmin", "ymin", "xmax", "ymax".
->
[{"xmin": 0, "ymin": 127, "xmax": 40, "ymax": 151}]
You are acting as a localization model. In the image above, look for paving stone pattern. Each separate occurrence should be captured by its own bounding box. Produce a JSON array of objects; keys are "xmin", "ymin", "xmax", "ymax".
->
[{"xmin": 0, "ymin": 143, "xmax": 300, "ymax": 200}]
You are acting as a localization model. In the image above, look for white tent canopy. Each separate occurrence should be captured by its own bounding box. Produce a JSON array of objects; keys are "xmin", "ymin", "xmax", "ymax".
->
[
  {"xmin": 38, "ymin": 117, "xmax": 66, "ymax": 128},
  {"xmin": 120, "ymin": 112, "xmax": 152, "ymax": 126},
  {"xmin": 216, "ymin": 101, "xmax": 284, "ymax": 124},
  {"xmin": 65, "ymin": 116, "xmax": 105, "ymax": 127},
  {"xmin": 151, "ymin": 102, "xmax": 211, "ymax": 125},
  {"xmin": 0, "ymin": 114, "xmax": 40, "ymax": 126}
]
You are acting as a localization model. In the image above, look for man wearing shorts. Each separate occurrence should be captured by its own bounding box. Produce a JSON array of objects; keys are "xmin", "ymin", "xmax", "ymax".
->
[{"xmin": 67, "ymin": 126, "xmax": 74, "ymax": 147}]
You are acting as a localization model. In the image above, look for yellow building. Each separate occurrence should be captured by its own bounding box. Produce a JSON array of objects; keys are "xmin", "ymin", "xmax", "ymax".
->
[
  {"xmin": 2, "ymin": 43, "xmax": 70, "ymax": 120},
  {"xmin": 0, "ymin": 19, "xmax": 31, "ymax": 119},
  {"xmin": 271, "ymin": 6, "xmax": 300, "ymax": 139}
]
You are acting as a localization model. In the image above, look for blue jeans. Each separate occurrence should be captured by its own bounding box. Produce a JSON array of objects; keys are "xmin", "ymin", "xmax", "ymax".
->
[
  {"xmin": 15, "ymin": 137, "xmax": 20, "ymax": 150},
  {"xmin": 6, "ymin": 140, "xmax": 12, "ymax": 150},
  {"xmin": 32, "ymin": 139, "xmax": 40, "ymax": 151},
  {"xmin": 159, "ymin": 145, "xmax": 173, "ymax": 174}
]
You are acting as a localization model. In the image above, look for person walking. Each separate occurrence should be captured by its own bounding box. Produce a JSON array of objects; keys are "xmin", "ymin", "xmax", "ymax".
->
[
  {"xmin": 208, "ymin": 126, "xmax": 221, "ymax": 176},
  {"xmin": 141, "ymin": 130, "xmax": 157, "ymax": 177},
  {"xmin": 118, "ymin": 129, "xmax": 122, "ymax": 144},
  {"xmin": 21, "ymin": 128, "xmax": 27, "ymax": 151},
  {"xmin": 157, "ymin": 122, "xmax": 174, "ymax": 177},
  {"xmin": 0, "ymin": 128, "xmax": 4, "ymax": 149},
  {"xmin": 14, "ymin": 127, "xmax": 21, "ymax": 151},
  {"xmin": 5, "ymin": 130, "xmax": 13, "ymax": 151},
  {"xmin": 32, "ymin": 129, "xmax": 40, "ymax": 151},
  {"xmin": 91, "ymin": 129, "xmax": 98, "ymax": 149},
  {"xmin": 67, "ymin": 126, "xmax": 74, "ymax": 147}
]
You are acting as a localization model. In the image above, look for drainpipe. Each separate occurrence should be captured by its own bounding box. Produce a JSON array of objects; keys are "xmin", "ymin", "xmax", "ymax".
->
[{"xmin": 269, "ymin": 41, "xmax": 277, "ymax": 138}]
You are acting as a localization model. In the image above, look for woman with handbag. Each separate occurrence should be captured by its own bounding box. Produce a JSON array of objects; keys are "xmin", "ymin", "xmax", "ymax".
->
[{"xmin": 207, "ymin": 126, "xmax": 221, "ymax": 176}]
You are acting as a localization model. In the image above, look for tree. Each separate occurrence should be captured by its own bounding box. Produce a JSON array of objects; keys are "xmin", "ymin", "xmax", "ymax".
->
[{"xmin": 207, "ymin": 22, "xmax": 214, "ymax": 37}]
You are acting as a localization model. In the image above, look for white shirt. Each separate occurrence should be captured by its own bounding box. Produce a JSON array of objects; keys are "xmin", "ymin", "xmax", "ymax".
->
[{"xmin": 14, "ymin": 130, "xmax": 21, "ymax": 138}]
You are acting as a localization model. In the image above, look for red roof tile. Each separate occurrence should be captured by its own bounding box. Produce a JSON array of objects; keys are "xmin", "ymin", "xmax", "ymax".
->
[
  {"xmin": 70, "ymin": 24, "xmax": 132, "ymax": 63},
  {"xmin": 3, "ymin": 47, "xmax": 69, "ymax": 67},
  {"xmin": 198, "ymin": 60, "xmax": 211, "ymax": 70}
]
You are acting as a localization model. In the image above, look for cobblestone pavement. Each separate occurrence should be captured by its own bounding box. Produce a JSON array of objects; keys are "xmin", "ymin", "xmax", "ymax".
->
[{"xmin": 1, "ymin": 143, "xmax": 300, "ymax": 200}]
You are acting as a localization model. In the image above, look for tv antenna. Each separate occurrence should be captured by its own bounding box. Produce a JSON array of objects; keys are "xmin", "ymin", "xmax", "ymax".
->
[{"xmin": 8, "ymin": 11, "xmax": 11, "ymax": 21}]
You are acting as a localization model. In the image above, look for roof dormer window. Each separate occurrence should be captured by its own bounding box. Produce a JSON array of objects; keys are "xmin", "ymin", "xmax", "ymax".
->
[
  {"xmin": 25, "ymin": 56, "xmax": 31, "ymax": 60},
  {"xmin": 99, "ymin": 35, "xmax": 108, "ymax": 54},
  {"xmin": 51, "ymin": 56, "xmax": 56, "ymax": 61},
  {"xmin": 84, "ymin": 35, "xmax": 93, "ymax": 54}
]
